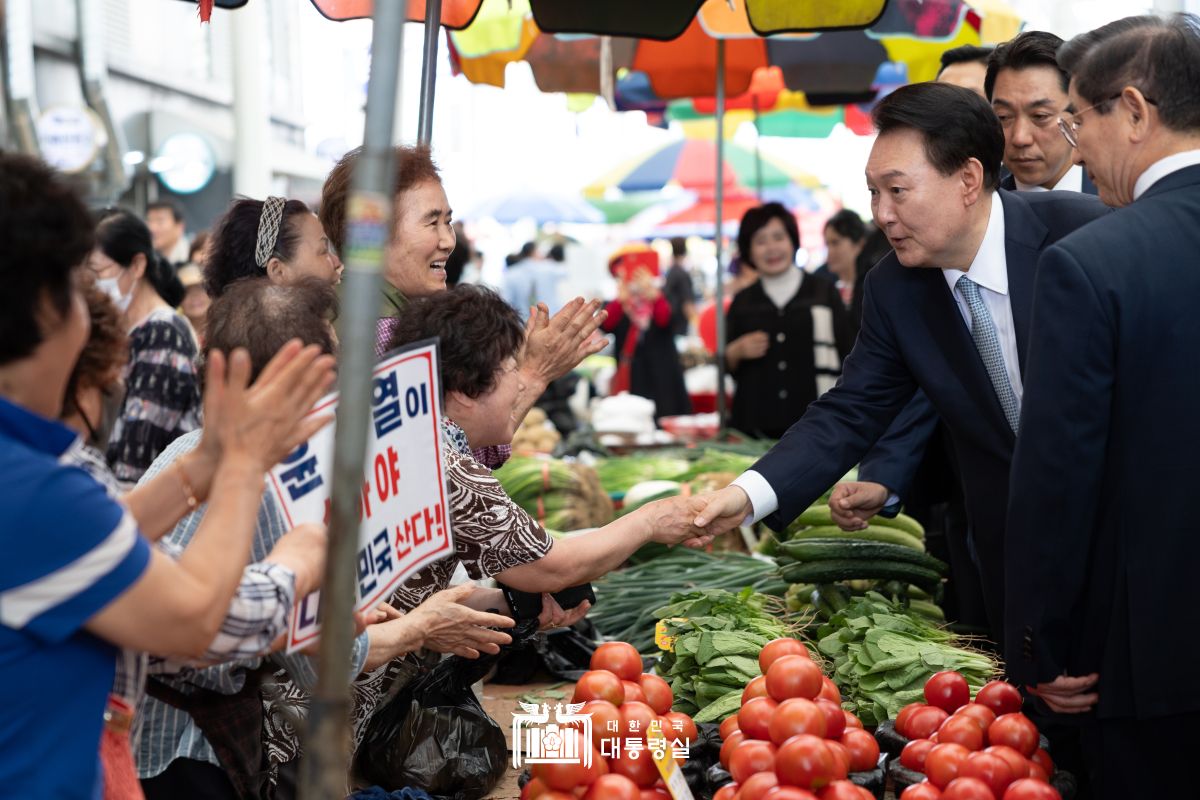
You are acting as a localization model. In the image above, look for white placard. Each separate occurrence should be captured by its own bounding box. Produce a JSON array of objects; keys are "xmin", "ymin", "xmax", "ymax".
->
[
  {"xmin": 36, "ymin": 107, "xmax": 101, "ymax": 174},
  {"xmin": 268, "ymin": 341, "xmax": 453, "ymax": 653}
]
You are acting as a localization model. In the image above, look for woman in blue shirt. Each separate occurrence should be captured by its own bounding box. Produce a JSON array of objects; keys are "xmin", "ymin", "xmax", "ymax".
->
[{"xmin": 0, "ymin": 154, "xmax": 335, "ymax": 799}]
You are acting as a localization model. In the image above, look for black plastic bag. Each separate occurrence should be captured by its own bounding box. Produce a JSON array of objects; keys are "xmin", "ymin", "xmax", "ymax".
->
[{"xmin": 355, "ymin": 619, "xmax": 540, "ymax": 799}]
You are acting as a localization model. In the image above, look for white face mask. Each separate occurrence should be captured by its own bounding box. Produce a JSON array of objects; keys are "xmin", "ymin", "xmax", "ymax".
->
[{"xmin": 95, "ymin": 275, "xmax": 133, "ymax": 313}]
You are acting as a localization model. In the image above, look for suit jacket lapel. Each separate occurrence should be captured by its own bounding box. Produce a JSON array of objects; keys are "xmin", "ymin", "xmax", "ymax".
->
[{"xmin": 999, "ymin": 190, "xmax": 1048, "ymax": 378}]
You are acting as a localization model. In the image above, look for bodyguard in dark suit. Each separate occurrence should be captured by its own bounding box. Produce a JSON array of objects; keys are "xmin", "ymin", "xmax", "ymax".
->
[
  {"xmin": 986, "ymin": 31, "xmax": 1100, "ymax": 196},
  {"xmin": 693, "ymin": 84, "xmax": 1108, "ymax": 642},
  {"xmin": 1006, "ymin": 14, "xmax": 1200, "ymax": 796}
]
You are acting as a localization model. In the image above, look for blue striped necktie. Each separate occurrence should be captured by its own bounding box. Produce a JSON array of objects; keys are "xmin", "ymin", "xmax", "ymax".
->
[{"xmin": 956, "ymin": 275, "xmax": 1020, "ymax": 432}]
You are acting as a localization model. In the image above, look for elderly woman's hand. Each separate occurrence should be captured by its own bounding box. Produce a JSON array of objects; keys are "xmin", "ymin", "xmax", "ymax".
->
[
  {"xmin": 537, "ymin": 593, "xmax": 591, "ymax": 632},
  {"xmin": 408, "ymin": 583, "xmax": 517, "ymax": 659},
  {"xmin": 640, "ymin": 495, "xmax": 717, "ymax": 549},
  {"xmin": 522, "ymin": 298, "xmax": 608, "ymax": 386}
]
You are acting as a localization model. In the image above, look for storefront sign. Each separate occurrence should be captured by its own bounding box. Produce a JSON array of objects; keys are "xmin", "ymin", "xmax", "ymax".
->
[
  {"xmin": 268, "ymin": 340, "xmax": 452, "ymax": 653},
  {"xmin": 36, "ymin": 107, "xmax": 101, "ymax": 174}
]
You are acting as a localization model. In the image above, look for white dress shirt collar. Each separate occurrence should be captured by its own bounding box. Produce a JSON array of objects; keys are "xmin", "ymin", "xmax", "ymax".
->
[
  {"xmin": 1014, "ymin": 164, "xmax": 1083, "ymax": 193},
  {"xmin": 943, "ymin": 192, "xmax": 1008, "ymax": 297},
  {"xmin": 1133, "ymin": 149, "xmax": 1200, "ymax": 201}
]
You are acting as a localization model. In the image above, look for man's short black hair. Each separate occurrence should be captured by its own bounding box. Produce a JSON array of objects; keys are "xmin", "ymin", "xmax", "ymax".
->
[
  {"xmin": 1058, "ymin": 12, "xmax": 1200, "ymax": 133},
  {"xmin": 985, "ymin": 31, "xmax": 1068, "ymax": 100},
  {"xmin": 872, "ymin": 82, "xmax": 1005, "ymax": 191},
  {"xmin": 938, "ymin": 44, "xmax": 994, "ymax": 75},
  {"xmin": 146, "ymin": 200, "xmax": 184, "ymax": 223},
  {"xmin": 824, "ymin": 209, "xmax": 867, "ymax": 243},
  {"xmin": 0, "ymin": 154, "xmax": 95, "ymax": 365}
]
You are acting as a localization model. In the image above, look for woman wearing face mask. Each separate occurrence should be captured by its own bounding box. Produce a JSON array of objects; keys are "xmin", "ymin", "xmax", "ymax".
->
[
  {"xmin": 203, "ymin": 197, "xmax": 344, "ymax": 298},
  {"xmin": 725, "ymin": 203, "xmax": 856, "ymax": 440},
  {"xmin": 91, "ymin": 209, "xmax": 204, "ymax": 488}
]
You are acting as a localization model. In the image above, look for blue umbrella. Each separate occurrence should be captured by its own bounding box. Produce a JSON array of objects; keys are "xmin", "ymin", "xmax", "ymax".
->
[{"xmin": 467, "ymin": 188, "xmax": 605, "ymax": 224}]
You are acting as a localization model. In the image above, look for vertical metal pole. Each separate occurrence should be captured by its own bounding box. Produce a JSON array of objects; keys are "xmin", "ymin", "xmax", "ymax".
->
[
  {"xmin": 714, "ymin": 39, "xmax": 728, "ymax": 429},
  {"xmin": 298, "ymin": 1, "xmax": 407, "ymax": 797},
  {"xmin": 417, "ymin": 0, "xmax": 442, "ymax": 144},
  {"xmin": 231, "ymin": 1, "xmax": 272, "ymax": 198}
]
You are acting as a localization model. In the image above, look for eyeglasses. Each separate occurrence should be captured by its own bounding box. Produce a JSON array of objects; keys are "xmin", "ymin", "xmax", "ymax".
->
[{"xmin": 1057, "ymin": 92, "xmax": 1158, "ymax": 148}]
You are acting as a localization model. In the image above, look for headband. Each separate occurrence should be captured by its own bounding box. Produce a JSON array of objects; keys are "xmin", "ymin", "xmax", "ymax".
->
[{"xmin": 254, "ymin": 196, "xmax": 287, "ymax": 268}]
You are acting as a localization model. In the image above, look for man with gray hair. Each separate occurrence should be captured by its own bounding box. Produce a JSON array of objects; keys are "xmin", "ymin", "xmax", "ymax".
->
[{"xmin": 1006, "ymin": 13, "xmax": 1200, "ymax": 796}]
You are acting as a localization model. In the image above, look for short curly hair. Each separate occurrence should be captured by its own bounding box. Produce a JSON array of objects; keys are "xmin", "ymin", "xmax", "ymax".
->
[
  {"xmin": 386, "ymin": 285, "xmax": 524, "ymax": 399},
  {"xmin": 319, "ymin": 144, "xmax": 442, "ymax": 256},
  {"xmin": 64, "ymin": 275, "xmax": 130, "ymax": 409},
  {"xmin": 0, "ymin": 154, "xmax": 95, "ymax": 365},
  {"xmin": 204, "ymin": 198, "xmax": 313, "ymax": 298}
]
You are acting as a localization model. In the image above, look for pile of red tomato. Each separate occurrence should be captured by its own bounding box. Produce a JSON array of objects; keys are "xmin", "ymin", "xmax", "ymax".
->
[
  {"xmin": 521, "ymin": 641, "xmax": 699, "ymax": 800},
  {"xmin": 714, "ymin": 637, "xmax": 882, "ymax": 800},
  {"xmin": 895, "ymin": 672, "xmax": 1062, "ymax": 800}
]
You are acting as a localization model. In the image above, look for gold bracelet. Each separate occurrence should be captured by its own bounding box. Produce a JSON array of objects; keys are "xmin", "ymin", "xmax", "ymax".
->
[{"xmin": 175, "ymin": 459, "xmax": 200, "ymax": 510}]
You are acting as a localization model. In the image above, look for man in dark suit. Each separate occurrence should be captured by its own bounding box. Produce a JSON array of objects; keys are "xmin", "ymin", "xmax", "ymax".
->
[
  {"xmin": 985, "ymin": 31, "xmax": 1100, "ymax": 195},
  {"xmin": 1005, "ymin": 14, "xmax": 1200, "ymax": 796},
  {"xmin": 693, "ymin": 83, "xmax": 1108, "ymax": 642}
]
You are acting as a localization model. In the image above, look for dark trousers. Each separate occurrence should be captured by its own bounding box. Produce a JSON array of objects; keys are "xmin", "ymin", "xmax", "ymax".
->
[
  {"xmin": 1080, "ymin": 711, "xmax": 1200, "ymax": 799},
  {"xmin": 141, "ymin": 758, "xmax": 299, "ymax": 800}
]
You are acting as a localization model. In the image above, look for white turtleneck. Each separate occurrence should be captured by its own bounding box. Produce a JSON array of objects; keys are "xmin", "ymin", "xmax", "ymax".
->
[{"xmin": 760, "ymin": 266, "xmax": 803, "ymax": 309}]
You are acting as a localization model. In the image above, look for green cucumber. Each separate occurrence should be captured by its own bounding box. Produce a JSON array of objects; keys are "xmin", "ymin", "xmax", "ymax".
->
[
  {"xmin": 788, "ymin": 504, "xmax": 835, "ymax": 530},
  {"xmin": 787, "ymin": 524, "xmax": 925, "ymax": 552},
  {"xmin": 776, "ymin": 538, "xmax": 947, "ymax": 574},
  {"xmin": 779, "ymin": 559, "xmax": 943, "ymax": 593}
]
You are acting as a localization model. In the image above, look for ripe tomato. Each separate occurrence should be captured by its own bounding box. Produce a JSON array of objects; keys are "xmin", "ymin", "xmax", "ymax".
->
[
  {"xmin": 608, "ymin": 750, "xmax": 660, "ymax": 788},
  {"xmin": 816, "ymin": 699, "xmax": 846, "ymax": 740},
  {"xmin": 954, "ymin": 704, "xmax": 997, "ymax": 732},
  {"xmin": 766, "ymin": 655, "xmax": 824, "ymax": 702},
  {"xmin": 900, "ymin": 738, "xmax": 935, "ymax": 772},
  {"xmin": 740, "ymin": 771, "xmax": 781, "ymax": 800},
  {"xmin": 765, "ymin": 787, "xmax": 821, "ymax": 800},
  {"xmin": 720, "ymin": 714, "xmax": 741, "ymax": 740},
  {"xmin": 900, "ymin": 782, "xmax": 944, "ymax": 800},
  {"xmin": 712, "ymin": 785, "xmax": 739, "ymax": 800},
  {"xmin": 983, "ymin": 746, "xmax": 1029, "ymax": 780},
  {"xmin": 729, "ymin": 739, "xmax": 779, "ymax": 784},
  {"xmin": 974, "ymin": 682, "xmax": 1022, "ymax": 717},
  {"xmin": 818, "ymin": 677, "xmax": 842, "ymax": 705},
  {"xmin": 620, "ymin": 702, "xmax": 659, "ymax": 741},
  {"xmin": 591, "ymin": 642, "xmax": 644, "ymax": 682},
  {"xmin": 573, "ymin": 670, "xmax": 626, "ymax": 706},
  {"xmin": 1002, "ymin": 778, "xmax": 1061, "ymax": 800},
  {"xmin": 523, "ymin": 777, "xmax": 550, "ymax": 800},
  {"xmin": 959, "ymin": 752, "xmax": 1015, "ymax": 798},
  {"xmin": 1025, "ymin": 763, "xmax": 1049, "ymax": 783},
  {"xmin": 843, "ymin": 711, "xmax": 863, "ymax": 730},
  {"xmin": 538, "ymin": 792, "xmax": 576, "ymax": 800},
  {"xmin": 639, "ymin": 790, "xmax": 671, "ymax": 800},
  {"xmin": 938, "ymin": 716, "xmax": 985, "ymax": 751},
  {"xmin": 662, "ymin": 712, "xmax": 698, "ymax": 748},
  {"xmin": 739, "ymin": 696, "xmax": 780, "ymax": 740},
  {"xmin": 579, "ymin": 700, "xmax": 621, "ymax": 750},
  {"xmin": 817, "ymin": 780, "xmax": 872, "ymax": 800},
  {"xmin": 907, "ymin": 706, "xmax": 950, "ymax": 740},
  {"xmin": 770, "ymin": 698, "xmax": 827, "ymax": 744},
  {"xmin": 582, "ymin": 773, "xmax": 641, "ymax": 800},
  {"xmin": 760, "ymin": 637, "xmax": 811, "ymax": 672},
  {"xmin": 895, "ymin": 703, "xmax": 927, "ymax": 737},
  {"xmin": 720, "ymin": 730, "xmax": 746, "ymax": 769},
  {"xmin": 941, "ymin": 777, "xmax": 996, "ymax": 800},
  {"xmin": 824, "ymin": 740, "xmax": 851, "ymax": 780},
  {"xmin": 775, "ymin": 734, "xmax": 836, "ymax": 790},
  {"xmin": 925, "ymin": 671, "xmax": 971, "ymax": 714},
  {"xmin": 1030, "ymin": 748, "xmax": 1053, "ymax": 776},
  {"xmin": 925, "ymin": 743, "xmax": 971, "ymax": 789},
  {"xmin": 744, "ymin": 675, "xmax": 771, "ymax": 704},
  {"xmin": 840, "ymin": 728, "xmax": 880, "ymax": 773},
  {"xmin": 987, "ymin": 714, "xmax": 1038, "ymax": 758},
  {"xmin": 622, "ymin": 681, "xmax": 647, "ymax": 704},
  {"xmin": 638, "ymin": 674, "xmax": 673, "ymax": 715},
  {"xmin": 532, "ymin": 732, "xmax": 601, "ymax": 788}
]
